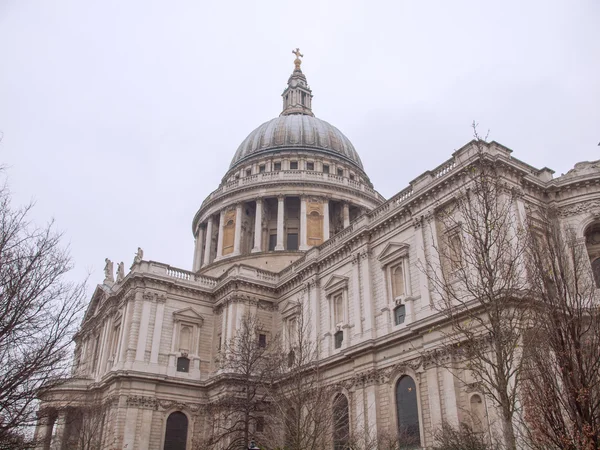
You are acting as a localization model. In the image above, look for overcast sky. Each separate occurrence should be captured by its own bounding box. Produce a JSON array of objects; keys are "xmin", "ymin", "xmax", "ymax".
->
[{"xmin": 0, "ymin": 0, "xmax": 598, "ymax": 287}]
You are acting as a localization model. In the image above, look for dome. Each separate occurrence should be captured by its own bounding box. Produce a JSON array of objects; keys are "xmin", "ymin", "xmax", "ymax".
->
[{"xmin": 230, "ymin": 115, "xmax": 363, "ymax": 171}]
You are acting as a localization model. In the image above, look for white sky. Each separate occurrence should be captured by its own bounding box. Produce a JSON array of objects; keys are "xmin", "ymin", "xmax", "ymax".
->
[{"xmin": 0, "ymin": 0, "xmax": 598, "ymax": 286}]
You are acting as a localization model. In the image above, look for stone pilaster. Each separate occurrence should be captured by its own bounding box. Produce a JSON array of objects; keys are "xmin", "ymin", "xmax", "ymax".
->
[
  {"xmin": 135, "ymin": 292, "xmax": 153, "ymax": 362},
  {"xmin": 360, "ymin": 250, "xmax": 374, "ymax": 338},
  {"xmin": 150, "ymin": 295, "xmax": 166, "ymax": 364}
]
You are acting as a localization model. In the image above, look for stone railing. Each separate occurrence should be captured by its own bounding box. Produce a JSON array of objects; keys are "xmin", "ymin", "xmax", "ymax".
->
[
  {"xmin": 200, "ymin": 170, "xmax": 385, "ymax": 206},
  {"xmin": 135, "ymin": 261, "xmax": 218, "ymax": 289}
]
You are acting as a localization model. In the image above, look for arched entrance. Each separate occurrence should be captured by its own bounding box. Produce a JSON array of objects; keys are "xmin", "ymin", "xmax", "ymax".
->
[
  {"xmin": 395, "ymin": 375, "xmax": 420, "ymax": 448},
  {"xmin": 164, "ymin": 411, "xmax": 188, "ymax": 450}
]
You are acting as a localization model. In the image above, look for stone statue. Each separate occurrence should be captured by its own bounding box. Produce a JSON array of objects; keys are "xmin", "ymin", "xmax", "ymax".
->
[
  {"xmin": 133, "ymin": 247, "xmax": 144, "ymax": 265},
  {"xmin": 104, "ymin": 258, "xmax": 114, "ymax": 283},
  {"xmin": 116, "ymin": 262, "xmax": 125, "ymax": 283}
]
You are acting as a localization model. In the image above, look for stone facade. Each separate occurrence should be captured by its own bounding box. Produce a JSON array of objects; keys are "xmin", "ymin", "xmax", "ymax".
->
[{"xmin": 35, "ymin": 56, "xmax": 600, "ymax": 450}]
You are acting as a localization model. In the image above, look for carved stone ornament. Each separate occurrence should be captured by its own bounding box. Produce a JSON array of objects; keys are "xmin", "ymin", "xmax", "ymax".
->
[
  {"xmin": 558, "ymin": 200, "xmax": 600, "ymax": 217},
  {"xmin": 126, "ymin": 395, "xmax": 158, "ymax": 410}
]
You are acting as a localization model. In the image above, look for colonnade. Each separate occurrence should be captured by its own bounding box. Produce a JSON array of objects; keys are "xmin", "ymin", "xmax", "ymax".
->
[{"xmin": 193, "ymin": 196, "xmax": 356, "ymax": 270}]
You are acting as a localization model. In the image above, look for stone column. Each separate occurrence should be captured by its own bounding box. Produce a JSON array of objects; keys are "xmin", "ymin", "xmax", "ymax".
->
[
  {"xmin": 150, "ymin": 295, "xmax": 166, "ymax": 364},
  {"xmin": 216, "ymin": 210, "xmax": 225, "ymax": 258},
  {"xmin": 275, "ymin": 196, "xmax": 285, "ymax": 251},
  {"xmin": 192, "ymin": 225, "xmax": 205, "ymax": 272},
  {"xmin": 299, "ymin": 196, "xmax": 308, "ymax": 250},
  {"xmin": 233, "ymin": 203, "xmax": 243, "ymax": 256},
  {"xmin": 203, "ymin": 219, "xmax": 213, "ymax": 267},
  {"xmin": 323, "ymin": 198, "xmax": 330, "ymax": 240},
  {"xmin": 343, "ymin": 202, "xmax": 350, "ymax": 228},
  {"xmin": 252, "ymin": 198, "xmax": 263, "ymax": 253},
  {"xmin": 49, "ymin": 409, "xmax": 67, "ymax": 450}
]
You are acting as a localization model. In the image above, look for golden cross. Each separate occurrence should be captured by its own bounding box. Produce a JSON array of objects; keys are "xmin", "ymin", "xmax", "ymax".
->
[{"xmin": 292, "ymin": 48, "xmax": 303, "ymax": 59}]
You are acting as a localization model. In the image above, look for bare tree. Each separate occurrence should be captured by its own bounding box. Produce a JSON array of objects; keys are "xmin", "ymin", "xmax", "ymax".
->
[
  {"xmin": 424, "ymin": 126, "xmax": 531, "ymax": 450},
  {"xmin": 521, "ymin": 208, "xmax": 600, "ymax": 449},
  {"xmin": 59, "ymin": 400, "xmax": 110, "ymax": 450},
  {"xmin": 263, "ymin": 301, "xmax": 338, "ymax": 450},
  {"xmin": 202, "ymin": 311, "xmax": 277, "ymax": 450},
  {"xmin": 433, "ymin": 422, "xmax": 498, "ymax": 450},
  {"xmin": 0, "ymin": 175, "xmax": 86, "ymax": 444}
]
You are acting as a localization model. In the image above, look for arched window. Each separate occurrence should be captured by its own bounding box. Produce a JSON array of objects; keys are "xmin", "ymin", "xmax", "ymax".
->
[
  {"xmin": 392, "ymin": 264, "xmax": 405, "ymax": 299},
  {"xmin": 164, "ymin": 411, "xmax": 188, "ymax": 450},
  {"xmin": 592, "ymin": 258, "xmax": 600, "ymax": 289},
  {"xmin": 470, "ymin": 394, "xmax": 486, "ymax": 433},
  {"xmin": 395, "ymin": 375, "xmax": 420, "ymax": 448},
  {"xmin": 179, "ymin": 326, "xmax": 191, "ymax": 352},
  {"xmin": 333, "ymin": 394, "xmax": 349, "ymax": 450}
]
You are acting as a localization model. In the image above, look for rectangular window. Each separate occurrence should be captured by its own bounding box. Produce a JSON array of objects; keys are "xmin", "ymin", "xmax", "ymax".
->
[
  {"xmin": 337, "ymin": 168, "xmax": 344, "ymax": 177},
  {"xmin": 258, "ymin": 333, "xmax": 267, "ymax": 348},
  {"xmin": 334, "ymin": 330, "xmax": 343, "ymax": 349},
  {"xmin": 323, "ymin": 164, "xmax": 330, "ymax": 174},
  {"xmin": 448, "ymin": 233, "xmax": 462, "ymax": 270},
  {"xmin": 349, "ymin": 173, "xmax": 355, "ymax": 180},
  {"xmin": 287, "ymin": 233, "xmax": 298, "ymax": 251},
  {"xmin": 217, "ymin": 335, "xmax": 222, "ymax": 351},
  {"xmin": 176, "ymin": 356, "xmax": 190, "ymax": 372},
  {"xmin": 246, "ymin": 169, "xmax": 251, "ymax": 177},
  {"xmin": 306, "ymin": 162, "xmax": 314, "ymax": 171},
  {"xmin": 290, "ymin": 161, "xmax": 298, "ymax": 170},
  {"xmin": 256, "ymin": 417, "xmax": 265, "ymax": 433},
  {"xmin": 274, "ymin": 162, "xmax": 282, "ymax": 171},
  {"xmin": 259, "ymin": 165, "xmax": 266, "ymax": 173},
  {"xmin": 268, "ymin": 234, "xmax": 277, "ymax": 251},
  {"xmin": 394, "ymin": 305, "xmax": 406, "ymax": 325}
]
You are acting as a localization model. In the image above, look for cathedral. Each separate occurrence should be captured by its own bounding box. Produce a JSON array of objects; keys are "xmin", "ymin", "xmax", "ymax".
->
[{"xmin": 35, "ymin": 51, "xmax": 600, "ymax": 449}]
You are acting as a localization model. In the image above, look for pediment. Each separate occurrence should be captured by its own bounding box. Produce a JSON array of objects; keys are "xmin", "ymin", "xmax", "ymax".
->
[
  {"xmin": 173, "ymin": 307, "xmax": 204, "ymax": 325},
  {"xmin": 323, "ymin": 275, "xmax": 349, "ymax": 294},
  {"xmin": 377, "ymin": 241, "xmax": 410, "ymax": 266},
  {"xmin": 83, "ymin": 285, "xmax": 109, "ymax": 321},
  {"xmin": 281, "ymin": 300, "xmax": 300, "ymax": 319}
]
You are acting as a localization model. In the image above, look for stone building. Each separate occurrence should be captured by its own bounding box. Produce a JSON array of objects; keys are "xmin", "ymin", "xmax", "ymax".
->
[{"xmin": 34, "ymin": 53, "xmax": 600, "ymax": 449}]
